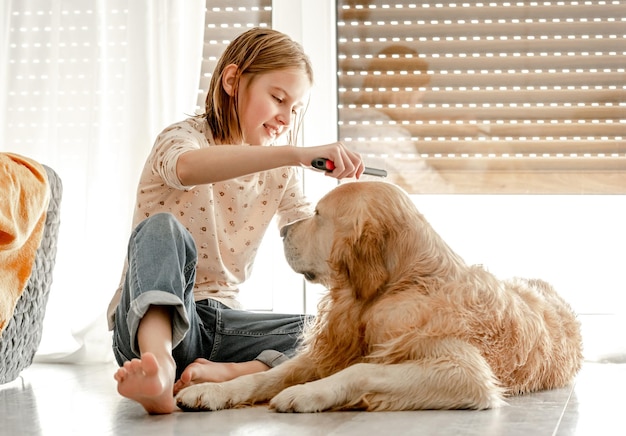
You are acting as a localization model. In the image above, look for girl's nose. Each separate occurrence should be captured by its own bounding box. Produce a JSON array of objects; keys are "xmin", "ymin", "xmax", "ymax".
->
[{"xmin": 277, "ymin": 109, "xmax": 292, "ymax": 126}]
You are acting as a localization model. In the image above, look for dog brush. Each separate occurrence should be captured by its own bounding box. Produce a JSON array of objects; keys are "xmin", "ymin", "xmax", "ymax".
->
[{"xmin": 311, "ymin": 158, "xmax": 387, "ymax": 178}]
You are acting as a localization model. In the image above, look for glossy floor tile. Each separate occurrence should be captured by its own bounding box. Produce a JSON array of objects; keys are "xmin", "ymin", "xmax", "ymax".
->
[{"xmin": 1, "ymin": 361, "xmax": 623, "ymax": 436}]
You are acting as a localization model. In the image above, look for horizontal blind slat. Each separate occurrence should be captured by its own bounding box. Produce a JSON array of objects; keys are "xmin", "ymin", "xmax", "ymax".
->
[
  {"xmin": 424, "ymin": 156, "xmax": 626, "ymax": 171},
  {"xmin": 339, "ymin": 2, "xmax": 625, "ymax": 20},
  {"xmin": 339, "ymin": 72, "xmax": 626, "ymax": 89},
  {"xmin": 338, "ymin": 54, "xmax": 625, "ymax": 72},
  {"xmin": 340, "ymin": 123, "xmax": 626, "ymax": 141},
  {"xmin": 339, "ymin": 89, "xmax": 626, "ymax": 104},
  {"xmin": 347, "ymin": 138, "xmax": 626, "ymax": 156},
  {"xmin": 338, "ymin": 39, "xmax": 625, "ymax": 56},
  {"xmin": 398, "ymin": 169, "xmax": 626, "ymax": 194},
  {"xmin": 338, "ymin": 22, "xmax": 626, "ymax": 41},
  {"xmin": 207, "ymin": 0, "xmax": 271, "ymax": 9},
  {"xmin": 338, "ymin": 105, "xmax": 626, "ymax": 120}
]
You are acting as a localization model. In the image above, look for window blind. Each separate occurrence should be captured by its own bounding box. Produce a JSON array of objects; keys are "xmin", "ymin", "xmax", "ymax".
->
[
  {"xmin": 195, "ymin": 0, "xmax": 272, "ymax": 112},
  {"xmin": 336, "ymin": 1, "xmax": 626, "ymax": 194}
]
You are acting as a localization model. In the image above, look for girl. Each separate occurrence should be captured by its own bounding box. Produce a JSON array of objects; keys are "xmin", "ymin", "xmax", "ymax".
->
[{"xmin": 108, "ymin": 27, "xmax": 363, "ymax": 414}]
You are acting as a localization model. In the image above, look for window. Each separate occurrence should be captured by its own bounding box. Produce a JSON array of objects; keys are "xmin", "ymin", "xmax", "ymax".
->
[{"xmin": 336, "ymin": 1, "xmax": 626, "ymax": 194}]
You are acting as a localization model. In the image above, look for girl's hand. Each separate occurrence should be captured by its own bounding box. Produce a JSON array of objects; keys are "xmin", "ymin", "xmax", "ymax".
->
[{"xmin": 303, "ymin": 142, "xmax": 364, "ymax": 179}]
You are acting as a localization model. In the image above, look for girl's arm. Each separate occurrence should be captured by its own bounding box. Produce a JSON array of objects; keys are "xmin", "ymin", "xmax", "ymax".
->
[{"xmin": 176, "ymin": 142, "xmax": 364, "ymax": 186}]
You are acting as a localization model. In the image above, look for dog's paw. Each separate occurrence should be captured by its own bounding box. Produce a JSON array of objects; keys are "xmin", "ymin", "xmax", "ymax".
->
[
  {"xmin": 270, "ymin": 383, "xmax": 337, "ymax": 413},
  {"xmin": 175, "ymin": 383, "xmax": 233, "ymax": 412}
]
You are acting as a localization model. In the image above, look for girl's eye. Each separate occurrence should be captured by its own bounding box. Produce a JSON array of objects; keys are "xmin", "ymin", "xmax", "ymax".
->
[{"xmin": 274, "ymin": 94, "xmax": 298, "ymax": 115}]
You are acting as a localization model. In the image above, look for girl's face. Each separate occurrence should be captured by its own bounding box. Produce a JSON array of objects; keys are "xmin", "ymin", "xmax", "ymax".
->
[{"xmin": 236, "ymin": 68, "xmax": 311, "ymax": 146}]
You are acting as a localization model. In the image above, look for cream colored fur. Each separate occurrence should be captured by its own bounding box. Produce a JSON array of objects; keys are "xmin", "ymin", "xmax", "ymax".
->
[{"xmin": 176, "ymin": 181, "xmax": 582, "ymax": 412}]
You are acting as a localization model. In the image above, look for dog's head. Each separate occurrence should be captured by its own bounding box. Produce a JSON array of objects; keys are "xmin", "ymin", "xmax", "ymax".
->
[{"xmin": 282, "ymin": 181, "xmax": 461, "ymax": 301}]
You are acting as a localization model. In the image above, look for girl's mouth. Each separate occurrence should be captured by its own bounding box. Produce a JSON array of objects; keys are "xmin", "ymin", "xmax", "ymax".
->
[{"xmin": 264, "ymin": 124, "xmax": 280, "ymax": 138}]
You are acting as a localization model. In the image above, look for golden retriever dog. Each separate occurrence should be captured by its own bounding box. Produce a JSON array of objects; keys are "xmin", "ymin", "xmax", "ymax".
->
[{"xmin": 176, "ymin": 181, "xmax": 583, "ymax": 412}]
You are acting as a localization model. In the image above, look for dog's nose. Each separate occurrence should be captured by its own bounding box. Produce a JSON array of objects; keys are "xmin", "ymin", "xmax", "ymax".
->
[{"xmin": 280, "ymin": 225, "xmax": 289, "ymax": 238}]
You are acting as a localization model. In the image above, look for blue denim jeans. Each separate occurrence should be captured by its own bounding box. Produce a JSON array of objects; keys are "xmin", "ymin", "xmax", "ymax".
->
[{"xmin": 112, "ymin": 213, "xmax": 309, "ymax": 379}]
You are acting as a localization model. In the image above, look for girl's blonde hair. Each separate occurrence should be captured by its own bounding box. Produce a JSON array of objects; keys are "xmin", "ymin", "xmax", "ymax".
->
[{"xmin": 203, "ymin": 27, "xmax": 314, "ymax": 145}]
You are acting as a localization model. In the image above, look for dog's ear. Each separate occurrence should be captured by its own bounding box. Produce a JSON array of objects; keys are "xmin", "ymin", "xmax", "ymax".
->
[{"xmin": 331, "ymin": 220, "xmax": 389, "ymax": 301}]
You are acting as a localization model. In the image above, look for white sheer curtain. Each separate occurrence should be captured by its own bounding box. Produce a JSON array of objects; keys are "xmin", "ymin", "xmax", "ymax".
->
[{"xmin": 0, "ymin": 0, "xmax": 205, "ymax": 363}]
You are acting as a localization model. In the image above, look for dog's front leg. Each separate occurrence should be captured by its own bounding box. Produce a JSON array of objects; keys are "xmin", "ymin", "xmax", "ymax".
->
[
  {"xmin": 175, "ymin": 355, "xmax": 317, "ymax": 411},
  {"xmin": 270, "ymin": 358, "xmax": 506, "ymax": 412}
]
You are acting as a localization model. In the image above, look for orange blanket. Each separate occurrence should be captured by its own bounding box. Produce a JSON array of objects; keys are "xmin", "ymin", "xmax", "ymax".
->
[{"xmin": 0, "ymin": 153, "xmax": 49, "ymax": 336}]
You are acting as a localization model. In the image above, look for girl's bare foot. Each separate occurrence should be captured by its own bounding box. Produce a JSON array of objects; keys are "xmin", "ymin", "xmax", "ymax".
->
[
  {"xmin": 114, "ymin": 352, "xmax": 177, "ymax": 414},
  {"xmin": 173, "ymin": 358, "xmax": 269, "ymax": 395}
]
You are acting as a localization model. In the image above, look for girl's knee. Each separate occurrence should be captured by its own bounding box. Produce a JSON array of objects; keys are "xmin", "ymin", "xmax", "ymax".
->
[
  {"xmin": 137, "ymin": 213, "xmax": 183, "ymax": 235},
  {"xmin": 132, "ymin": 213, "xmax": 195, "ymax": 253}
]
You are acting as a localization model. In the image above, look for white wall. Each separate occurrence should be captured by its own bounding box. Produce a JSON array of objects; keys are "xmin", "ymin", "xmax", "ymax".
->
[{"xmin": 411, "ymin": 194, "xmax": 626, "ymax": 315}]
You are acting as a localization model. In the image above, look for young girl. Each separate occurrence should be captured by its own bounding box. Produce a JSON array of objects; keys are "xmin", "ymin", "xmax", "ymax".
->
[{"xmin": 107, "ymin": 27, "xmax": 364, "ymax": 414}]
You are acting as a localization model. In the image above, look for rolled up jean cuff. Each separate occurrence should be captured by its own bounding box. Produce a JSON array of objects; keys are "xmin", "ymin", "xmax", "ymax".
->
[
  {"xmin": 254, "ymin": 349, "xmax": 289, "ymax": 367},
  {"xmin": 127, "ymin": 290, "xmax": 189, "ymax": 356}
]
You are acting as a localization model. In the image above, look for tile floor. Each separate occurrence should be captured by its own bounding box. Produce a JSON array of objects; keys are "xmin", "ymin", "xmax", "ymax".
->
[{"xmin": 1, "ymin": 360, "xmax": 623, "ymax": 436}]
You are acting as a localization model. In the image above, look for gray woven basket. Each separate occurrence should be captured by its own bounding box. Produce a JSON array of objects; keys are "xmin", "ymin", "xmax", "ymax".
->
[{"xmin": 0, "ymin": 165, "xmax": 62, "ymax": 384}]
